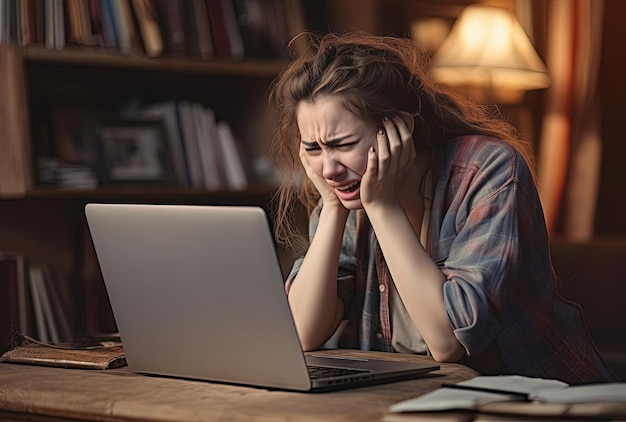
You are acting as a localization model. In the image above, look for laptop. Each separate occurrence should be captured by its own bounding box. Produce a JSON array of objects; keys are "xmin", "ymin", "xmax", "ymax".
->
[{"xmin": 84, "ymin": 203, "xmax": 439, "ymax": 392}]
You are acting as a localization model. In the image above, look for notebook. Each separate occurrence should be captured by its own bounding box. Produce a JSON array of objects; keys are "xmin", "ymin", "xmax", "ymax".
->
[{"xmin": 84, "ymin": 203, "xmax": 439, "ymax": 392}]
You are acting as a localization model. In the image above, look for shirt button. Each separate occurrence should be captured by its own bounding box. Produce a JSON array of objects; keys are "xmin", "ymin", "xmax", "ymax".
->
[
  {"xmin": 376, "ymin": 332, "xmax": 383, "ymax": 339},
  {"xmin": 378, "ymin": 284, "xmax": 385, "ymax": 293}
]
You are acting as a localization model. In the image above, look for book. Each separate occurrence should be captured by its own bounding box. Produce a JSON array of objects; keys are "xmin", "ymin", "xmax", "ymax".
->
[
  {"xmin": 190, "ymin": 0, "xmax": 213, "ymax": 58},
  {"xmin": 41, "ymin": 265, "xmax": 72, "ymax": 342},
  {"xmin": 1, "ymin": 338, "xmax": 126, "ymax": 370},
  {"xmin": 206, "ymin": 0, "xmax": 231, "ymax": 57},
  {"xmin": 87, "ymin": 0, "xmax": 106, "ymax": 47},
  {"xmin": 176, "ymin": 100, "xmax": 204, "ymax": 188},
  {"xmin": 216, "ymin": 120, "xmax": 247, "ymax": 189},
  {"xmin": 33, "ymin": 264, "xmax": 60, "ymax": 344},
  {"xmin": 219, "ymin": 0, "xmax": 245, "ymax": 59},
  {"xmin": 5, "ymin": 0, "xmax": 18, "ymax": 44},
  {"xmin": 52, "ymin": 0, "xmax": 64, "ymax": 50},
  {"xmin": 99, "ymin": 0, "xmax": 119, "ymax": 49},
  {"xmin": 66, "ymin": 0, "xmax": 82, "ymax": 44},
  {"xmin": 18, "ymin": 0, "xmax": 37, "ymax": 46},
  {"xmin": 192, "ymin": 103, "xmax": 222, "ymax": 189},
  {"xmin": 131, "ymin": 0, "xmax": 163, "ymax": 57},
  {"xmin": 43, "ymin": 0, "xmax": 54, "ymax": 49},
  {"xmin": 28, "ymin": 264, "xmax": 48, "ymax": 343},
  {"xmin": 0, "ymin": 0, "xmax": 7, "ymax": 44},
  {"xmin": 66, "ymin": 0, "xmax": 96, "ymax": 46},
  {"xmin": 154, "ymin": 0, "xmax": 186, "ymax": 55},
  {"xmin": 231, "ymin": 0, "xmax": 272, "ymax": 58},
  {"xmin": 388, "ymin": 375, "xmax": 626, "ymax": 419},
  {"xmin": 264, "ymin": 0, "xmax": 288, "ymax": 58},
  {"xmin": 110, "ymin": 0, "xmax": 141, "ymax": 55}
]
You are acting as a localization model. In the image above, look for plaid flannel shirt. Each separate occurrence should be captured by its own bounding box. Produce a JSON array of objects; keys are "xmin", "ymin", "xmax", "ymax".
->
[{"xmin": 286, "ymin": 136, "xmax": 616, "ymax": 384}]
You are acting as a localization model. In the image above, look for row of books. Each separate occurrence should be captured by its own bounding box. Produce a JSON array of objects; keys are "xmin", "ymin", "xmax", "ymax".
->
[
  {"xmin": 0, "ymin": 0, "xmax": 307, "ymax": 59},
  {"xmin": 36, "ymin": 100, "xmax": 253, "ymax": 190},
  {"xmin": 0, "ymin": 252, "xmax": 72, "ymax": 352},
  {"xmin": 127, "ymin": 100, "xmax": 251, "ymax": 190}
]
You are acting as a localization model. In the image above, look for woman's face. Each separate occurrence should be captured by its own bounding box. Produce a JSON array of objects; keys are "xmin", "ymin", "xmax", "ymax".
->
[{"xmin": 296, "ymin": 95, "xmax": 377, "ymax": 209}]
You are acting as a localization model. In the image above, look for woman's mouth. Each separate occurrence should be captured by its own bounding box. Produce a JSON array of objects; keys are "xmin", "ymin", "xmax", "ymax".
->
[
  {"xmin": 336, "ymin": 181, "xmax": 360, "ymax": 193},
  {"xmin": 333, "ymin": 181, "xmax": 361, "ymax": 202}
]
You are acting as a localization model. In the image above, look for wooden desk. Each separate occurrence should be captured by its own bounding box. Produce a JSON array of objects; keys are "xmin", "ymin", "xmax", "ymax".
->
[{"xmin": 0, "ymin": 349, "xmax": 478, "ymax": 422}]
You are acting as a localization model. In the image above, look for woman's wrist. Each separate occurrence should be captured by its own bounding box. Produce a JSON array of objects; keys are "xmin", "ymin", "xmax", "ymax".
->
[{"xmin": 319, "ymin": 202, "xmax": 350, "ymax": 223}]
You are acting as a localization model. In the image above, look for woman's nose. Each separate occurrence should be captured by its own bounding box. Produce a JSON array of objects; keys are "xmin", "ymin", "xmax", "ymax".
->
[{"xmin": 321, "ymin": 152, "xmax": 345, "ymax": 180}]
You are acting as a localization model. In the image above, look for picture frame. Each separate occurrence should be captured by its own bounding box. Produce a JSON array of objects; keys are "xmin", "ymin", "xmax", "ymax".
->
[{"xmin": 94, "ymin": 118, "xmax": 176, "ymax": 183}]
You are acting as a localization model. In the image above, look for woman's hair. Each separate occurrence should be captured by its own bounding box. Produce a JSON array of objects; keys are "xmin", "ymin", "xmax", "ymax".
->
[{"xmin": 268, "ymin": 31, "xmax": 534, "ymax": 249}]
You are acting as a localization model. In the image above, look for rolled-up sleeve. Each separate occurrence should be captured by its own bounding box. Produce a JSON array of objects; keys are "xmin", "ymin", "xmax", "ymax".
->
[{"xmin": 437, "ymin": 144, "xmax": 535, "ymax": 355}]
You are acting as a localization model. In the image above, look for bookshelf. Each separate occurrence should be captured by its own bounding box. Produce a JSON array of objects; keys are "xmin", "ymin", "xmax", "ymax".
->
[
  {"xmin": 0, "ymin": 0, "xmax": 411, "ymax": 346},
  {"xmin": 0, "ymin": 0, "xmax": 312, "ymax": 343}
]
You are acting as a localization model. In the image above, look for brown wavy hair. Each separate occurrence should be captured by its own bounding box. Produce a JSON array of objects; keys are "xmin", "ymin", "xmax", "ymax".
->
[{"xmin": 268, "ymin": 31, "xmax": 533, "ymax": 249}]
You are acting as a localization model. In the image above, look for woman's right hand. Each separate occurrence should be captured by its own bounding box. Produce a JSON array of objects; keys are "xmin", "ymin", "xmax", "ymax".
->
[{"xmin": 299, "ymin": 144, "xmax": 345, "ymax": 209}]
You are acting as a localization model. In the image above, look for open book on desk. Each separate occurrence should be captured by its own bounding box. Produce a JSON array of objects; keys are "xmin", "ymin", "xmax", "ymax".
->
[{"xmin": 388, "ymin": 375, "xmax": 626, "ymax": 420}]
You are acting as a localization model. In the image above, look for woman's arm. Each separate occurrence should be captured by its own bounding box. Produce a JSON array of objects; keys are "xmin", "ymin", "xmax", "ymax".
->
[
  {"xmin": 287, "ymin": 145, "xmax": 350, "ymax": 351},
  {"xmin": 362, "ymin": 116, "xmax": 464, "ymax": 362},
  {"xmin": 287, "ymin": 205, "xmax": 348, "ymax": 351},
  {"xmin": 368, "ymin": 204, "xmax": 465, "ymax": 362}
]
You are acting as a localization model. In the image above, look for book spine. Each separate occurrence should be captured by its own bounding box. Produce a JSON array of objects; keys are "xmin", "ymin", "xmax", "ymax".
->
[
  {"xmin": 131, "ymin": 0, "xmax": 163, "ymax": 57},
  {"xmin": 29, "ymin": 265, "xmax": 48, "ymax": 343},
  {"xmin": 154, "ymin": 0, "xmax": 186, "ymax": 55},
  {"xmin": 206, "ymin": 0, "xmax": 231, "ymax": 57},
  {"xmin": 32, "ymin": 264, "xmax": 60, "ymax": 344},
  {"xmin": 176, "ymin": 101, "xmax": 204, "ymax": 188},
  {"xmin": 216, "ymin": 121, "xmax": 247, "ymax": 189},
  {"xmin": 13, "ymin": 254, "xmax": 28, "ymax": 336}
]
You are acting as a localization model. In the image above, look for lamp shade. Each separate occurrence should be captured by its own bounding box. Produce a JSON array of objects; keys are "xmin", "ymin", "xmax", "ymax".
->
[{"xmin": 430, "ymin": 5, "xmax": 551, "ymax": 91}]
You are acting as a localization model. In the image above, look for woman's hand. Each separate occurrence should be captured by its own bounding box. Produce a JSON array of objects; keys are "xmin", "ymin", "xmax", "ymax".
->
[
  {"xmin": 299, "ymin": 143, "xmax": 345, "ymax": 209},
  {"xmin": 361, "ymin": 116, "xmax": 417, "ymax": 211}
]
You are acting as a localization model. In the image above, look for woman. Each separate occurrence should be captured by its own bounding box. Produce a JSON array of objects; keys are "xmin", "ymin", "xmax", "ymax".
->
[{"xmin": 268, "ymin": 32, "xmax": 616, "ymax": 384}]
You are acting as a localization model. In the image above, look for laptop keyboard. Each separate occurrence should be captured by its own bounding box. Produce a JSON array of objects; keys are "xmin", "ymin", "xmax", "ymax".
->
[{"xmin": 307, "ymin": 365, "xmax": 370, "ymax": 379}]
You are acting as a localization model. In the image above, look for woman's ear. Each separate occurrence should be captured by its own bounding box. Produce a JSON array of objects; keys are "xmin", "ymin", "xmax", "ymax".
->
[{"xmin": 397, "ymin": 111, "xmax": 415, "ymax": 135}]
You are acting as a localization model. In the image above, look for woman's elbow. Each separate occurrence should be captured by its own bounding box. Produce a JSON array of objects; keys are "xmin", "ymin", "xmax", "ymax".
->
[
  {"xmin": 300, "ymin": 339, "xmax": 321, "ymax": 352},
  {"xmin": 430, "ymin": 342, "xmax": 466, "ymax": 363}
]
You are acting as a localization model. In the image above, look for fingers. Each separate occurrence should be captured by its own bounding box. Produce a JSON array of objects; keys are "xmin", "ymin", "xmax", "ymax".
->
[
  {"xmin": 367, "ymin": 115, "xmax": 417, "ymax": 192},
  {"xmin": 382, "ymin": 116, "xmax": 401, "ymax": 154},
  {"xmin": 391, "ymin": 116, "xmax": 412, "ymax": 147},
  {"xmin": 379, "ymin": 116, "xmax": 410, "ymax": 171},
  {"xmin": 376, "ymin": 125, "xmax": 390, "ymax": 174},
  {"xmin": 365, "ymin": 145, "xmax": 378, "ymax": 179}
]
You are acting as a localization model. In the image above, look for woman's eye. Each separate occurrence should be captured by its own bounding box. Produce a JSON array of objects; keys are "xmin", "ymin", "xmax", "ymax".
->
[
  {"xmin": 336, "ymin": 141, "xmax": 359, "ymax": 149},
  {"xmin": 304, "ymin": 145, "xmax": 322, "ymax": 152}
]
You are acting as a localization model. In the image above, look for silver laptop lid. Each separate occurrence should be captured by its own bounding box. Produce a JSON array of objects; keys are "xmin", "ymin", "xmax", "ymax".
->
[{"xmin": 85, "ymin": 203, "xmax": 312, "ymax": 391}]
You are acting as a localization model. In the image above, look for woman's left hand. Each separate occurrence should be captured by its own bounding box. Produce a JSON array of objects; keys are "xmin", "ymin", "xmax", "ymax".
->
[{"xmin": 361, "ymin": 116, "xmax": 417, "ymax": 211}]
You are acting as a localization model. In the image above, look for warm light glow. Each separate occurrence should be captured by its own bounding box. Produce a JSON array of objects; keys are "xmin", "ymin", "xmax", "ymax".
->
[{"xmin": 430, "ymin": 5, "xmax": 551, "ymax": 91}]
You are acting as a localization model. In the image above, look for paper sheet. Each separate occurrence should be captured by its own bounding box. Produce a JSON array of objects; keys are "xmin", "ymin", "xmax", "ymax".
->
[
  {"xmin": 390, "ymin": 375, "xmax": 568, "ymax": 413},
  {"xmin": 390, "ymin": 375, "xmax": 626, "ymax": 414}
]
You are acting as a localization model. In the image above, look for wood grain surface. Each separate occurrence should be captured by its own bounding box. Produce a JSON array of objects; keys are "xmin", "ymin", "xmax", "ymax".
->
[{"xmin": 0, "ymin": 349, "xmax": 478, "ymax": 422}]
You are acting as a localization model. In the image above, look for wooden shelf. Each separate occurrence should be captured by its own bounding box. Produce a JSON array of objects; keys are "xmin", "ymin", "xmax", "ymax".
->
[
  {"xmin": 23, "ymin": 184, "xmax": 278, "ymax": 204},
  {"xmin": 21, "ymin": 46, "xmax": 289, "ymax": 77},
  {"xmin": 0, "ymin": 43, "xmax": 285, "ymax": 199}
]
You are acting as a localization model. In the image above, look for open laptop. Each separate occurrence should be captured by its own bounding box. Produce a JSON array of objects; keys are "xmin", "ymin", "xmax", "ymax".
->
[{"xmin": 84, "ymin": 203, "xmax": 439, "ymax": 392}]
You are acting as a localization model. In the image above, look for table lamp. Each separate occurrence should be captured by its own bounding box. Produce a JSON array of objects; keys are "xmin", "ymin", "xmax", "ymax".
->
[{"xmin": 429, "ymin": 4, "xmax": 551, "ymax": 103}]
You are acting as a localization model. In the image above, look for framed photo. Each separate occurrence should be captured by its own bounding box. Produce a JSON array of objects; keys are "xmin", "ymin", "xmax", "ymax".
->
[{"xmin": 95, "ymin": 118, "xmax": 176, "ymax": 183}]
